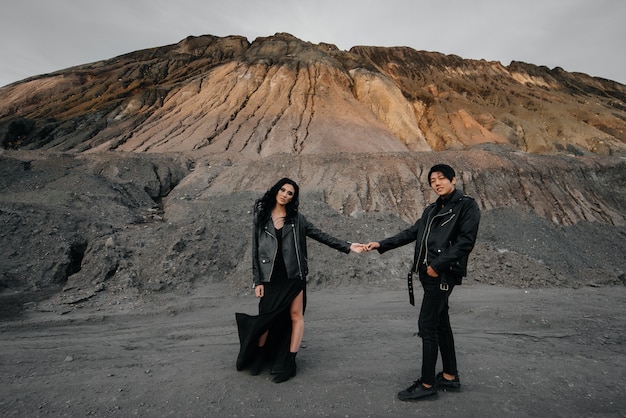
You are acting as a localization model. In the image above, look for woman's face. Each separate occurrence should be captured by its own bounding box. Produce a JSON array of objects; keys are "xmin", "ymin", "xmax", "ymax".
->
[{"xmin": 275, "ymin": 183, "xmax": 295, "ymax": 206}]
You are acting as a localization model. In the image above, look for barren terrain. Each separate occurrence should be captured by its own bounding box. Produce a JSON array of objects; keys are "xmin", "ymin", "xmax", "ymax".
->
[
  {"xmin": 1, "ymin": 32, "xmax": 625, "ymax": 417},
  {"xmin": 1, "ymin": 284, "xmax": 624, "ymax": 417},
  {"xmin": 1, "ymin": 148, "xmax": 625, "ymax": 417}
]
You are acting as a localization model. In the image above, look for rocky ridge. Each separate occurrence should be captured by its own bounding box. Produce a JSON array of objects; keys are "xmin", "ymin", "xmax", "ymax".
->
[
  {"xmin": 0, "ymin": 33, "xmax": 624, "ymax": 157},
  {"xmin": 0, "ymin": 33, "xmax": 624, "ymax": 314}
]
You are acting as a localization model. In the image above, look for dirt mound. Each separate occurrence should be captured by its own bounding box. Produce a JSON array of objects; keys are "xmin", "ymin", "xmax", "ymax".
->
[{"xmin": 0, "ymin": 148, "xmax": 624, "ymax": 317}]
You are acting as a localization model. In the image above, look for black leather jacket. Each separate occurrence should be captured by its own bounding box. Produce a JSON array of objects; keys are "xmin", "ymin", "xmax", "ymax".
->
[
  {"xmin": 377, "ymin": 189, "xmax": 480, "ymax": 284},
  {"xmin": 253, "ymin": 212, "xmax": 351, "ymax": 286}
]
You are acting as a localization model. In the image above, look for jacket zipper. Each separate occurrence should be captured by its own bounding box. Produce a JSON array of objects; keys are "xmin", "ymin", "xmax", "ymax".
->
[
  {"xmin": 264, "ymin": 226, "xmax": 278, "ymax": 281},
  {"xmin": 292, "ymin": 220, "xmax": 303, "ymax": 278},
  {"xmin": 419, "ymin": 209, "xmax": 452, "ymax": 267},
  {"xmin": 440, "ymin": 213, "xmax": 455, "ymax": 226}
]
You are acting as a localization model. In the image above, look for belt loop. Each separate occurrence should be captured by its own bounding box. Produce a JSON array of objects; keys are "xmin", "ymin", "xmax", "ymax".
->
[{"xmin": 440, "ymin": 273, "xmax": 449, "ymax": 291}]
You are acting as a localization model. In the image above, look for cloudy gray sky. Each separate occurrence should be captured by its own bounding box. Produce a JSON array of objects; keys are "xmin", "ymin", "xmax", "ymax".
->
[{"xmin": 1, "ymin": 0, "xmax": 624, "ymax": 88}]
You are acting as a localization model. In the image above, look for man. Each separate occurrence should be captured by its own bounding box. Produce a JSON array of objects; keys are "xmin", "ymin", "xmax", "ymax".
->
[{"xmin": 364, "ymin": 164, "xmax": 480, "ymax": 401}]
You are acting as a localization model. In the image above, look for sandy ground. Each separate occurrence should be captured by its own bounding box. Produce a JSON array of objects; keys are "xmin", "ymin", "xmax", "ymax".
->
[{"xmin": 1, "ymin": 283, "xmax": 625, "ymax": 418}]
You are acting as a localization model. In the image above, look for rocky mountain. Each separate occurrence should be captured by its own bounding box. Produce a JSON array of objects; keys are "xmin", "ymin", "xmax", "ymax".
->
[
  {"xmin": 1, "ymin": 32, "xmax": 625, "ymax": 156},
  {"xmin": 0, "ymin": 33, "xmax": 624, "ymax": 314}
]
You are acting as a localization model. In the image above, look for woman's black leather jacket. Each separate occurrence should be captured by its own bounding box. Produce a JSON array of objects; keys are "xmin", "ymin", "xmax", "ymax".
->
[
  {"xmin": 252, "ymin": 212, "xmax": 351, "ymax": 286},
  {"xmin": 377, "ymin": 188, "xmax": 480, "ymax": 284}
]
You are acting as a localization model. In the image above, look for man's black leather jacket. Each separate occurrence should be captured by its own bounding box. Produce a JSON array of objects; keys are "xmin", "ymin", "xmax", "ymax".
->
[
  {"xmin": 377, "ymin": 188, "xmax": 480, "ymax": 284},
  {"xmin": 253, "ymin": 212, "xmax": 351, "ymax": 286}
]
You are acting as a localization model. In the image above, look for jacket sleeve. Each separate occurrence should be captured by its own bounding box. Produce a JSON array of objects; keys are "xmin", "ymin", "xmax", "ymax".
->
[
  {"xmin": 430, "ymin": 198, "xmax": 480, "ymax": 275},
  {"xmin": 301, "ymin": 215, "xmax": 351, "ymax": 253},
  {"xmin": 377, "ymin": 222, "xmax": 420, "ymax": 254}
]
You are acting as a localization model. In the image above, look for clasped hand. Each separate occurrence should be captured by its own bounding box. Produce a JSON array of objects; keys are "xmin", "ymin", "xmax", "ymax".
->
[{"xmin": 349, "ymin": 242, "xmax": 380, "ymax": 253}]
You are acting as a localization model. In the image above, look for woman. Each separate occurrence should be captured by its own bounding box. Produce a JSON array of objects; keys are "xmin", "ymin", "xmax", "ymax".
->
[{"xmin": 236, "ymin": 178, "xmax": 363, "ymax": 383}]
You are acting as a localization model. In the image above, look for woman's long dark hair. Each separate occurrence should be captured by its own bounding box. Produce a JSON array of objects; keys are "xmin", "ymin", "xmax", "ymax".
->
[{"xmin": 254, "ymin": 177, "xmax": 300, "ymax": 225}]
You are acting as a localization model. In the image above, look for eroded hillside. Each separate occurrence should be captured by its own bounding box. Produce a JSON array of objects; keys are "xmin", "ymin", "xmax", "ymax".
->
[
  {"xmin": 0, "ymin": 148, "xmax": 624, "ymax": 314},
  {"xmin": 1, "ymin": 33, "xmax": 625, "ymax": 156},
  {"xmin": 0, "ymin": 33, "xmax": 624, "ymax": 313}
]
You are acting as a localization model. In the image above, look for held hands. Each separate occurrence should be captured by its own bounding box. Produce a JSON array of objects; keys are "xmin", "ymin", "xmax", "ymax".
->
[
  {"xmin": 349, "ymin": 243, "xmax": 365, "ymax": 253},
  {"xmin": 362, "ymin": 242, "xmax": 380, "ymax": 252},
  {"xmin": 349, "ymin": 242, "xmax": 380, "ymax": 253}
]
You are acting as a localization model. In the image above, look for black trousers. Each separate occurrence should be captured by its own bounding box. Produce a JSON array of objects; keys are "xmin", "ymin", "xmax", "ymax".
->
[{"xmin": 417, "ymin": 276, "xmax": 457, "ymax": 386}]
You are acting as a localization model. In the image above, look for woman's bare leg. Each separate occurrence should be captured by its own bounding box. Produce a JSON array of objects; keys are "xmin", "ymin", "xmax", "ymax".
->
[{"xmin": 289, "ymin": 291, "xmax": 305, "ymax": 352}]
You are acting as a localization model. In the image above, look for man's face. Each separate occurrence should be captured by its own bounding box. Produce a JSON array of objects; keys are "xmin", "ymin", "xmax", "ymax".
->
[{"xmin": 429, "ymin": 171, "xmax": 456, "ymax": 197}]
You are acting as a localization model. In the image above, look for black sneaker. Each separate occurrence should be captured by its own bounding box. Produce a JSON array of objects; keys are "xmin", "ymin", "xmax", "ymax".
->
[
  {"xmin": 397, "ymin": 380, "xmax": 438, "ymax": 402},
  {"xmin": 435, "ymin": 372, "xmax": 461, "ymax": 391}
]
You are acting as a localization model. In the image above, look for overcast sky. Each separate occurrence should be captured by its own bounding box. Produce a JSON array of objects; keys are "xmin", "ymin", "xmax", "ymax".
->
[{"xmin": 1, "ymin": 0, "xmax": 624, "ymax": 88}]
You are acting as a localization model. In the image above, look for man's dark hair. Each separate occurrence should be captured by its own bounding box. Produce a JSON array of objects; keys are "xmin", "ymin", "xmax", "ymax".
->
[{"xmin": 428, "ymin": 164, "xmax": 455, "ymax": 181}]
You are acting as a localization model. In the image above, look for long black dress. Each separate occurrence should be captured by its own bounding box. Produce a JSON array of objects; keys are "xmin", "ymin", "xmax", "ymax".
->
[{"xmin": 235, "ymin": 228, "xmax": 306, "ymax": 373}]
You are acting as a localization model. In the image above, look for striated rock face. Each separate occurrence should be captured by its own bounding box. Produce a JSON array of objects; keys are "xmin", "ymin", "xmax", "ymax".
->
[
  {"xmin": 350, "ymin": 46, "xmax": 626, "ymax": 155},
  {"xmin": 0, "ymin": 32, "xmax": 624, "ymax": 156},
  {"xmin": 0, "ymin": 33, "xmax": 624, "ymax": 309}
]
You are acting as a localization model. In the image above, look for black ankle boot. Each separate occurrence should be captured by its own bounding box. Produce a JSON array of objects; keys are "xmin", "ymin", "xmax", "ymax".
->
[
  {"xmin": 272, "ymin": 352, "xmax": 297, "ymax": 383},
  {"xmin": 249, "ymin": 345, "xmax": 266, "ymax": 376}
]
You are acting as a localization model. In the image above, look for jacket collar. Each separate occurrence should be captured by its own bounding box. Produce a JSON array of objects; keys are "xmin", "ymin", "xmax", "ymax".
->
[{"xmin": 436, "ymin": 188, "xmax": 463, "ymax": 209}]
